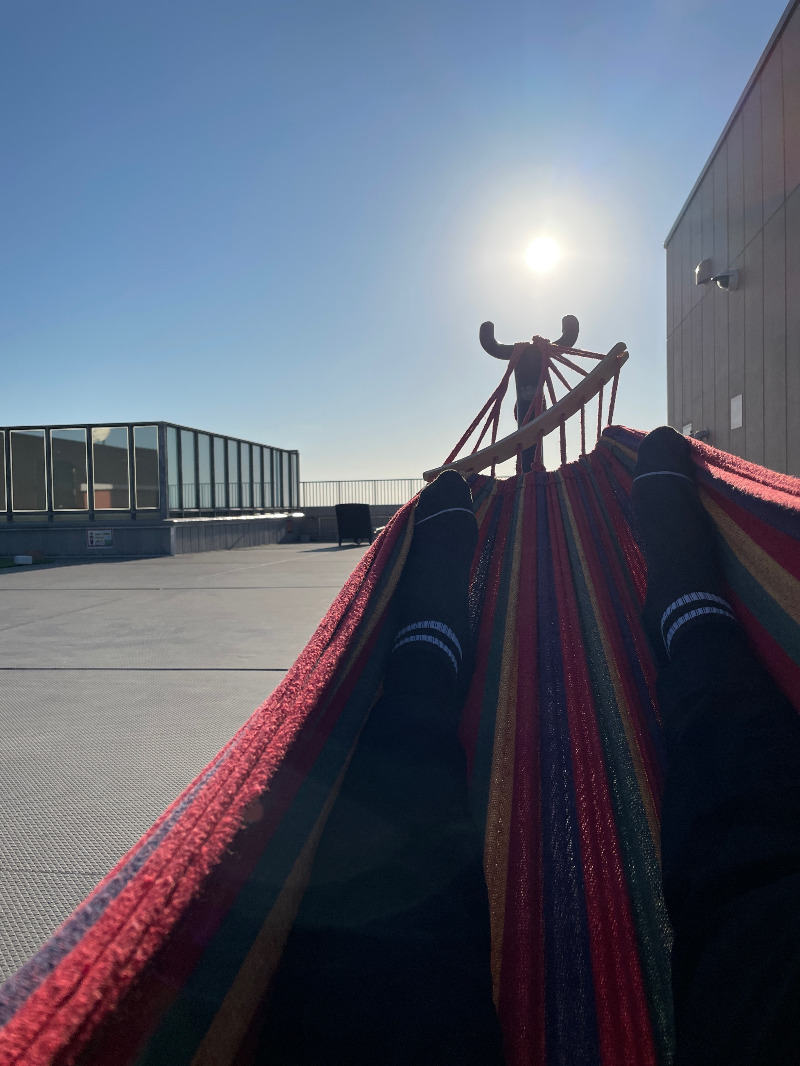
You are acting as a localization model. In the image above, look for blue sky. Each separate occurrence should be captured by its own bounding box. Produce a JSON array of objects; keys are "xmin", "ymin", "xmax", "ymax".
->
[{"xmin": 0, "ymin": 0, "xmax": 789, "ymax": 479}]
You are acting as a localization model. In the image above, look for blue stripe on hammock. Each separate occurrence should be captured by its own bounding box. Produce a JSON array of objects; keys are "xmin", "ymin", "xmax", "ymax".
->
[{"xmin": 538, "ymin": 477, "xmax": 601, "ymax": 1065}]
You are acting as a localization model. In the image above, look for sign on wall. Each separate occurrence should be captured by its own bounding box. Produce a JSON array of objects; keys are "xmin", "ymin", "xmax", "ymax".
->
[
  {"xmin": 87, "ymin": 529, "xmax": 113, "ymax": 548},
  {"xmin": 731, "ymin": 394, "xmax": 743, "ymax": 430}
]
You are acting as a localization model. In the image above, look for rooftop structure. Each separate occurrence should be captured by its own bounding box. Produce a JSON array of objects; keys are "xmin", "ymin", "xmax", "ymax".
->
[{"xmin": 0, "ymin": 422, "xmax": 300, "ymax": 556}]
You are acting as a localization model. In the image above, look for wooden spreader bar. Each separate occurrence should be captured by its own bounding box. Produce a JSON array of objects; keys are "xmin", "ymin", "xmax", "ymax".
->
[{"xmin": 423, "ymin": 340, "xmax": 628, "ymax": 482}]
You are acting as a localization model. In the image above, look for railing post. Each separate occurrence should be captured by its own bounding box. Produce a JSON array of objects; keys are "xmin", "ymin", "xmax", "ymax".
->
[
  {"xmin": 128, "ymin": 425, "xmax": 137, "ymax": 519},
  {"xmin": 44, "ymin": 428, "xmax": 54, "ymax": 522},
  {"xmin": 158, "ymin": 424, "xmax": 169, "ymax": 521},
  {"xmin": 87, "ymin": 426, "xmax": 96, "ymax": 523}
]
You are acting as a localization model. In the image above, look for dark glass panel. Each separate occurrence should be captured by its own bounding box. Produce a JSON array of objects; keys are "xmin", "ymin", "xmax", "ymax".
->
[
  {"xmin": 279, "ymin": 450, "xmax": 287, "ymax": 508},
  {"xmin": 213, "ymin": 437, "xmax": 226, "ymax": 509},
  {"xmin": 273, "ymin": 449, "xmax": 282, "ymax": 508},
  {"xmin": 197, "ymin": 434, "xmax": 212, "ymax": 509},
  {"xmin": 180, "ymin": 429, "xmax": 197, "ymax": 509},
  {"xmin": 51, "ymin": 429, "xmax": 88, "ymax": 510},
  {"xmin": 241, "ymin": 443, "xmax": 251, "ymax": 508},
  {"xmin": 289, "ymin": 452, "xmax": 298, "ymax": 508},
  {"xmin": 263, "ymin": 447, "xmax": 272, "ymax": 507},
  {"xmin": 10, "ymin": 430, "xmax": 46, "ymax": 511},
  {"xmin": 282, "ymin": 452, "xmax": 290, "ymax": 509},
  {"xmin": 134, "ymin": 426, "xmax": 159, "ymax": 509},
  {"xmin": 0, "ymin": 432, "xmax": 6, "ymax": 511},
  {"xmin": 167, "ymin": 427, "xmax": 179, "ymax": 510},
  {"xmin": 252, "ymin": 447, "xmax": 262, "ymax": 508},
  {"xmin": 92, "ymin": 427, "xmax": 130, "ymax": 509},
  {"xmin": 228, "ymin": 439, "xmax": 239, "ymax": 508}
]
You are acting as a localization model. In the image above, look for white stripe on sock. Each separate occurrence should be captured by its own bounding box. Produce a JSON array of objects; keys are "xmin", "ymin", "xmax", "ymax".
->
[
  {"xmin": 395, "ymin": 620, "xmax": 463, "ymax": 658},
  {"xmin": 665, "ymin": 606, "xmax": 736, "ymax": 653},
  {"xmin": 632, "ymin": 471, "xmax": 694, "ymax": 483},
  {"xmin": 660, "ymin": 592, "xmax": 733, "ymax": 637},
  {"xmin": 415, "ymin": 506, "xmax": 474, "ymax": 526},
  {"xmin": 392, "ymin": 634, "xmax": 459, "ymax": 673}
]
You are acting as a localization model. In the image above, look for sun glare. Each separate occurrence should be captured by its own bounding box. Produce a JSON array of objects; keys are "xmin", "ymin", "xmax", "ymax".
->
[{"xmin": 525, "ymin": 236, "xmax": 561, "ymax": 273}]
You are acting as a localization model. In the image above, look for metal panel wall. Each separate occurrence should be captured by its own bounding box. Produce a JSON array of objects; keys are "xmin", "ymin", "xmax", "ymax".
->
[{"xmin": 665, "ymin": 0, "xmax": 800, "ymax": 474}]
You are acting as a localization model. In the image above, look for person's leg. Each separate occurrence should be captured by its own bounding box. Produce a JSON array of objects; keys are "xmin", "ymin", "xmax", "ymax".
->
[
  {"xmin": 634, "ymin": 427, "xmax": 800, "ymax": 1066},
  {"xmin": 261, "ymin": 471, "xmax": 504, "ymax": 1065}
]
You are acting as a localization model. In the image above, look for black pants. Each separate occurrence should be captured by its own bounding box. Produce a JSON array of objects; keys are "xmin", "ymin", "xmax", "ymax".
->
[
  {"xmin": 263, "ymin": 624, "xmax": 800, "ymax": 1065},
  {"xmin": 260, "ymin": 688, "xmax": 505, "ymax": 1065},
  {"xmin": 658, "ymin": 622, "xmax": 800, "ymax": 1065}
]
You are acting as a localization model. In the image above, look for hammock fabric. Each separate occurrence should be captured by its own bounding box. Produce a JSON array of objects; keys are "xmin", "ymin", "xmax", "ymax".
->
[{"xmin": 2, "ymin": 426, "xmax": 800, "ymax": 1066}]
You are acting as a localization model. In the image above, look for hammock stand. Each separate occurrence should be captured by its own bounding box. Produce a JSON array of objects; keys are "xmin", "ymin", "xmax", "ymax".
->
[{"xmin": 2, "ymin": 320, "xmax": 800, "ymax": 1066}]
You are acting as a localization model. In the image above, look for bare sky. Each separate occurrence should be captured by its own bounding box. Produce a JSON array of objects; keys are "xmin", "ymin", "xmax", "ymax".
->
[{"xmin": 0, "ymin": 0, "xmax": 789, "ymax": 479}]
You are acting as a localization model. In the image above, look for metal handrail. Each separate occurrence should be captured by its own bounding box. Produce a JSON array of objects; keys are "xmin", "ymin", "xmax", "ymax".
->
[{"xmin": 300, "ymin": 479, "xmax": 425, "ymax": 508}]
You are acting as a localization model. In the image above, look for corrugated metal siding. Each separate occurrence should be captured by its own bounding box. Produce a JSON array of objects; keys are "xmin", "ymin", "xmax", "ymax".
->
[{"xmin": 665, "ymin": 2, "xmax": 800, "ymax": 474}]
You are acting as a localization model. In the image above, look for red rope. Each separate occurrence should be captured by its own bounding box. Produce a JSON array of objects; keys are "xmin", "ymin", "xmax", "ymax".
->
[
  {"xmin": 560, "ymin": 418, "xmax": 567, "ymax": 467},
  {"xmin": 443, "ymin": 349, "xmax": 520, "ymax": 465},
  {"xmin": 596, "ymin": 385, "xmax": 604, "ymax": 443},
  {"xmin": 549, "ymin": 361, "xmax": 572, "ymax": 393},
  {"xmin": 608, "ymin": 368, "xmax": 620, "ymax": 426},
  {"xmin": 439, "ymin": 338, "xmax": 609, "ymax": 471},
  {"xmin": 473, "ymin": 406, "xmax": 500, "ymax": 454},
  {"xmin": 444, "ymin": 394, "xmax": 498, "ymax": 465},
  {"xmin": 580, "ymin": 404, "xmax": 586, "ymax": 456},
  {"xmin": 550, "ymin": 352, "xmax": 589, "ymax": 378},
  {"xmin": 548, "ymin": 343, "xmax": 604, "ymax": 360}
]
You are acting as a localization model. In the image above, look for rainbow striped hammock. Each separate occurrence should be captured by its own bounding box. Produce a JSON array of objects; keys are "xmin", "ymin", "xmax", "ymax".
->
[{"xmin": 2, "ymin": 425, "xmax": 800, "ymax": 1066}]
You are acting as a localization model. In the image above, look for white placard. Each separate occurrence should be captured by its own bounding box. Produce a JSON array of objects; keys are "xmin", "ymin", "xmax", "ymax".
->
[
  {"xmin": 730, "ymin": 394, "xmax": 743, "ymax": 430},
  {"xmin": 682, "ymin": 423, "xmax": 692, "ymax": 436},
  {"xmin": 87, "ymin": 529, "xmax": 113, "ymax": 548}
]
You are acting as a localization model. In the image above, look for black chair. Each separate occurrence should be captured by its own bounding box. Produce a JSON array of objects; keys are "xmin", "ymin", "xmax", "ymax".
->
[{"xmin": 335, "ymin": 504, "xmax": 374, "ymax": 547}]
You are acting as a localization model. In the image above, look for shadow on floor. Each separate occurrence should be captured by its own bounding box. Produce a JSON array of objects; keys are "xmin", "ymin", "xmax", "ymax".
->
[{"xmin": 301, "ymin": 544, "xmax": 369, "ymax": 554}]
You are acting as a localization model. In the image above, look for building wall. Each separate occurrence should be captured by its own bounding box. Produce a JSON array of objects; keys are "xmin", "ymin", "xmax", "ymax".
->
[
  {"xmin": 666, "ymin": 0, "xmax": 800, "ymax": 473},
  {"xmin": 0, "ymin": 516, "xmax": 292, "ymax": 558}
]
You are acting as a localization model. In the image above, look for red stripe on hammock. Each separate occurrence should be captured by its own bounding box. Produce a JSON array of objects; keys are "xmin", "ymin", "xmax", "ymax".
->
[
  {"xmin": 460, "ymin": 485, "xmax": 515, "ymax": 779},
  {"xmin": 498, "ymin": 476, "xmax": 545, "ymax": 1066},
  {"xmin": 547, "ymin": 480, "xmax": 658, "ymax": 1066},
  {"xmin": 702, "ymin": 480, "xmax": 800, "ymax": 584},
  {"xmin": 692, "ymin": 439, "xmax": 800, "ymax": 503},
  {"xmin": 565, "ymin": 468, "xmax": 664, "ymax": 806},
  {"xmin": 591, "ymin": 450, "xmax": 648, "ymax": 610},
  {"xmin": 728, "ymin": 590, "xmax": 800, "ymax": 714}
]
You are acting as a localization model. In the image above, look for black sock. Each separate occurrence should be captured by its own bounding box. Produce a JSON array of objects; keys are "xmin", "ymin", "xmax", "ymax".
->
[
  {"xmin": 384, "ymin": 470, "xmax": 478, "ymax": 709},
  {"xmin": 632, "ymin": 426, "xmax": 737, "ymax": 665}
]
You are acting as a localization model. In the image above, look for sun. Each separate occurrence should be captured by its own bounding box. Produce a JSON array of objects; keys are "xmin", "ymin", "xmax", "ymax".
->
[{"xmin": 525, "ymin": 236, "xmax": 561, "ymax": 273}]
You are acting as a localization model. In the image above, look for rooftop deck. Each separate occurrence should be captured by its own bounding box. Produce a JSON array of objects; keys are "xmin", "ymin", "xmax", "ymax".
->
[{"xmin": 0, "ymin": 542, "xmax": 369, "ymax": 981}]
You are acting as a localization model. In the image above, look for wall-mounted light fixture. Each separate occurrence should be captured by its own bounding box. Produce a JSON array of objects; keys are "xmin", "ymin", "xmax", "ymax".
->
[{"xmin": 695, "ymin": 259, "xmax": 739, "ymax": 291}]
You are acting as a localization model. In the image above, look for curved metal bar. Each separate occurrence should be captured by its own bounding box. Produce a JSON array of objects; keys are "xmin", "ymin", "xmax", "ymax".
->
[
  {"xmin": 478, "ymin": 322, "xmax": 515, "ymax": 360},
  {"xmin": 479, "ymin": 315, "xmax": 580, "ymax": 359},
  {"xmin": 423, "ymin": 342, "xmax": 628, "ymax": 481},
  {"xmin": 555, "ymin": 315, "xmax": 580, "ymax": 348}
]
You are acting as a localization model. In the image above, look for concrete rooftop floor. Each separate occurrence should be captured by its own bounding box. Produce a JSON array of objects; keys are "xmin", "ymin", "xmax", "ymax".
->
[{"xmin": 0, "ymin": 542, "xmax": 369, "ymax": 983}]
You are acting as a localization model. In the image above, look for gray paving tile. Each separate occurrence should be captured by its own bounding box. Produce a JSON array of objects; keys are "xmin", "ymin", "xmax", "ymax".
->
[
  {"xmin": 0, "ymin": 670, "xmax": 280, "ymax": 870},
  {"xmin": 0, "ymin": 592, "xmax": 118, "ymax": 632},
  {"xmin": 0, "ymin": 587, "xmax": 346, "ymax": 669},
  {"xmin": 0, "ymin": 544, "xmax": 367, "ymax": 590},
  {"xmin": 0, "ymin": 868, "xmax": 103, "ymax": 981},
  {"xmin": 0, "ymin": 543, "xmax": 369, "ymax": 983}
]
